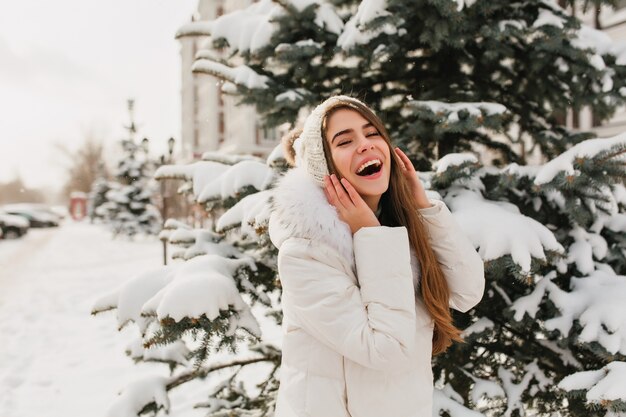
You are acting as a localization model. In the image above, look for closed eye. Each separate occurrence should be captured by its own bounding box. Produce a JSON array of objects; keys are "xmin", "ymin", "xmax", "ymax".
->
[
  {"xmin": 366, "ymin": 131, "xmax": 379, "ymax": 137},
  {"xmin": 337, "ymin": 140, "xmax": 351, "ymax": 146}
]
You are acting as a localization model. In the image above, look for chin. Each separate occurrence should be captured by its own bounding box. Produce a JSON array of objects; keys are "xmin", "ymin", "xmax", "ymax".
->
[{"xmin": 351, "ymin": 174, "xmax": 390, "ymax": 198}]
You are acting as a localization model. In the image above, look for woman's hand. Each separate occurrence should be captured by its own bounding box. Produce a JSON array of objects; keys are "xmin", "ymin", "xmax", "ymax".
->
[
  {"xmin": 324, "ymin": 174, "xmax": 381, "ymax": 235},
  {"xmin": 394, "ymin": 147, "xmax": 432, "ymax": 209}
]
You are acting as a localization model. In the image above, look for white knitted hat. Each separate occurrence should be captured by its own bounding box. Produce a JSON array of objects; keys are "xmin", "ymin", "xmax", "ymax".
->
[{"xmin": 293, "ymin": 95, "xmax": 370, "ymax": 186}]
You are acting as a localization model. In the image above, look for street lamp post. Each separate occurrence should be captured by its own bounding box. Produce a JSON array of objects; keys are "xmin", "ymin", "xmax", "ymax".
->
[{"xmin": 159, "ymin": 137, "xmax": 176, "ymax": 266}]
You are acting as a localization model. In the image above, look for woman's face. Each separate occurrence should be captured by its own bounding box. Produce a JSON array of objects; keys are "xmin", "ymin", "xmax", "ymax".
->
[{"xmin": 325, "ymin": 108, "xmax": 391, "ymax": 207}]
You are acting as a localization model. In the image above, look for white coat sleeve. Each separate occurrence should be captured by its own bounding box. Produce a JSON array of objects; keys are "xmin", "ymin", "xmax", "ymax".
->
[
  {"xmin": 419, "ymin": 199, "xmax": 485, "ymax": 312},
  {"xmin": 277, "ymin": 226, "xmax": 417, "ymax": 372}
]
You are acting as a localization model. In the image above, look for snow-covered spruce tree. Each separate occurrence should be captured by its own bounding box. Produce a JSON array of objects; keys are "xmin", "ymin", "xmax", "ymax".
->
[
  {"xmin": 90, "ymin": 1, "xmax": 626, "ymax": 416},
  {"xmin": 176, "ymin": 0, "xmax": 626, "ymax": 415},
  {"xmin": 97, "ymin": 138, "xmax": 161, "ymax": 237},
  {"xmin": 92, "ymin": 152, "xmax": 284, "ymax": 416},
  {"xmin": 88, "ymin": 176, "xmax": 111, "ymax": 223}
]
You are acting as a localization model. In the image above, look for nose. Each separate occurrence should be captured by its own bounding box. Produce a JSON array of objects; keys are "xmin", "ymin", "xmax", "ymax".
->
[{"xmin": 356, "ymin": 135, "xmax": 374, "ymax": 153}]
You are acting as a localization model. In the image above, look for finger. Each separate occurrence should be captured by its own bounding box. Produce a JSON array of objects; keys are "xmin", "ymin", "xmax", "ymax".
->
[
  {"xmin": 394, "ymin": 147, "xmax": 407, "ymax": 170},
  {"xmin": 323, "ymin": 182, "xmax": 332, "ymax": 204},
  {"xmin": 325, "ymin": 175, "xmax": 346, "ymax": 210},
  {"xmin": 394, "ymin": 147, "xmax": 416, "ymax": 173},
  {"xmin": 331, "ymin": 174, "xmax": 353, "ymax": 207},
  {"xmin": 340, "ymin": 178, "xmax": 363, "ymax": 207},
  {"xmin": 323, "ymin": 176, "xmax": 339, "ymax": 206}
]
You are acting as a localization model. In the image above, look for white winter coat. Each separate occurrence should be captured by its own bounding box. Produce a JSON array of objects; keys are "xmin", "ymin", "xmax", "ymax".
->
[{"xmin": 268, "ymin": 168, "xmax": 485, "ymax": 417}]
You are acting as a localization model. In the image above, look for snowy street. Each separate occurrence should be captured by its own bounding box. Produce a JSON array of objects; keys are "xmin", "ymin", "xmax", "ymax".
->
[{"xmin": 0, "ymin": 222, "xmax": 163, "ymax": 417}]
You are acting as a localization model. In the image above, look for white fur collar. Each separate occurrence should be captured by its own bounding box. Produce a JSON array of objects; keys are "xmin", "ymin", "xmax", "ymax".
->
[{"xmin": 269, "ymin": 167, "xmax": 354, "ymax": 265}]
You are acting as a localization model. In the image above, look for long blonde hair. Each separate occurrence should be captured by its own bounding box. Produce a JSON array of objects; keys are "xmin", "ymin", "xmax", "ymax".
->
[{"xmin": 283, "ymin": 98, "xmax": 462, "ymax": 355}]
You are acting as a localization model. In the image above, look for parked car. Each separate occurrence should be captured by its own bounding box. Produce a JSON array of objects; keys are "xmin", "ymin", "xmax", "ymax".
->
[
  {"xmin": 1, "ymin": 204, "xmax": 60, "ymax": 228},
  {"xmin": 0, "ymin": 212, "xmax": 30, "ymax": 238}
]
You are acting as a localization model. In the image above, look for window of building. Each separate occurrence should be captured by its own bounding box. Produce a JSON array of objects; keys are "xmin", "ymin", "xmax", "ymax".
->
[{"xmin": 255, "ymin": 122, "xmax": 279, "ymax": 145}]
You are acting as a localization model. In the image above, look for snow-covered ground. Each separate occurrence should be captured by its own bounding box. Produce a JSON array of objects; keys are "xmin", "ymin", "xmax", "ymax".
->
[{"xmin": 0, "ymin": 221, "xmax": 164, "ymax": 417}]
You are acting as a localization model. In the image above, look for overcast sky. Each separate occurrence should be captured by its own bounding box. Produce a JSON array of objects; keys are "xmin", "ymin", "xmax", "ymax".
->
[{"xmin": 0, "ymin": 0, "xmax": 198, "ymax": 193}]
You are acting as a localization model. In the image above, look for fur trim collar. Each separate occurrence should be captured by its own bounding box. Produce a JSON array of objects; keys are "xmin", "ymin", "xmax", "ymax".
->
[{"xmin": 269, "ymin": 167, "xmax": 354, "ymax": 265}]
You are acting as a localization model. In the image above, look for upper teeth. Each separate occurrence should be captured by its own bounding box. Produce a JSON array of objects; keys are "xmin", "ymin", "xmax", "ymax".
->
[{"xmin": 357, "ymin": 159, "xmax": 381, "ymax": 174}]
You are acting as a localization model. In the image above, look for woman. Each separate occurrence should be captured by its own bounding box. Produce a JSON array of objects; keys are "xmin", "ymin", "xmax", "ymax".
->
[{"xmin": 269, "ymin": 95, "xmax": 485, "ymax": 417}]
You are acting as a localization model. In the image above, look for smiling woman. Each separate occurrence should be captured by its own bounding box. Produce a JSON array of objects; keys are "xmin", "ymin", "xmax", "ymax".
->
[{"xmin": 269, "ymin": 95, "xmax": 485, "ymax": 417}]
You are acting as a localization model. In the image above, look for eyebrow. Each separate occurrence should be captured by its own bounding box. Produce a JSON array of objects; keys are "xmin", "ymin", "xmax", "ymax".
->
[{"xmin": 331, "ymin": 122, "xmax": 374, "ymax": 143}]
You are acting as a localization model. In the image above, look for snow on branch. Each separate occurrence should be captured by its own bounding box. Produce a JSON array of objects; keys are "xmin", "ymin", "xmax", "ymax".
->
[
  {"xmin": 434, "ymin": 153, "xmax": 479, "ymax": 174},
  {"xmin": 178, "ymin": 0, "xmax": 281, "ymax": 54},
  {"xmin": 91, "ymin": 266, "xmax": 175, "ymax": 334},
  {"xmin": 404, "ymin": 100, "xmax": 508, "ymax": 124},
  {"xmin": 201, "ymin": 151, "xmax": 264, "ymax": 165},
  {"xmin": 461, "ymin": 370, "xmax": 506, "ymax": 405},
  {"xmin": 512, "ymin": 268, "xmax": 626, "ymax": 355},
  {"xmin": 446, "ymin": 189, "xmax": 563, "ymax": 274},
  {"xmin": 534, "ymin": 133, "xmax": 626, "ymax": 186},
  {"xmin": 155, "ymin": 161, "xmax": 230, "ymax": 199},
  {"xmin": 461, "ymin": 317, "xmax": 495, "ymax": 337},
  {"xmin": 192, "ymin": 60, "xmax": 270, "ymax": 90},
  {"xmin": 217, "ymin": 190, "xmax": 273, "ymax": 236},
  {"xmin": 433, "ymin": 388, "xmax": 485, "ymax": 416},
  {"xmin": 337, "ymin": 15, "xmax": 398, "ymax": 50},
  {"xmin": 175, "ymin": 21, "xmax": 212, "ymax": 38},
  {"xmin": 498, "ymin": 362, "xmax": 551, "ymax": 417},
  {"xmin": 198, "ymin": 160, "xmax": 276, "ymax": 203},
  {"xmin": 141, "ymin": 255, "xmax": 260, "ymax": 336},
  {"xmin": 573, "ymin": 25, "xmax": 626, "ymax": 67},
  {"xmin": 353, "ymin": 0, "xmax": 390, "ymax": 26},
  {"xmin": 170, "ymin": 230, "xmax": 245, "ymax": 261},
  {"xmin": 545, "ymin": 270, "xmax": 626, "ymax": 355},
  {"xmin": 558, "ymin": 361, "xmax": 626, "ymax": 410},
  {"xmin": 126, "ymin": 337, "xmax": 189, "ymax": 366},
  {"xmin": 106, "ymin": 375, "xmax": 170, "ymax": 417},
  {"xmin": 282, "ymin": 0, "xmax": 343, "ymax": 34}
]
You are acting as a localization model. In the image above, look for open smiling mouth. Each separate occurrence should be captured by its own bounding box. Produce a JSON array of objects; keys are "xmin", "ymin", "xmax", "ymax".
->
[{"xmin": 356, "ymin": 159, "xmax": 383, "ymax": 177}]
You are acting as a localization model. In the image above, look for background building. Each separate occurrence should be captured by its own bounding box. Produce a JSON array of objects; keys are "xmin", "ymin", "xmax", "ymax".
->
[
  {"xmin": 566, "ymin": 1, "xmax": 626, "ymax": 136},
  {"xmin": 178, "ymin": 0, "xmax": 279, "ymax": 162}
]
